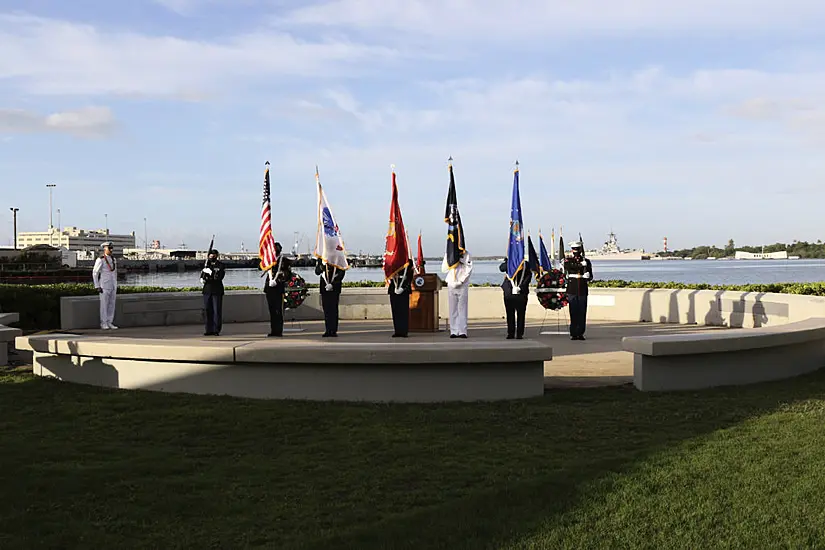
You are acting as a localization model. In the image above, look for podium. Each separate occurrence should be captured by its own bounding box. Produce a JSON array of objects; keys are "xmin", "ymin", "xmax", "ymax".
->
[{"xmin": 409, "ymin": 273, "xmax": 441, "ymax": 332}]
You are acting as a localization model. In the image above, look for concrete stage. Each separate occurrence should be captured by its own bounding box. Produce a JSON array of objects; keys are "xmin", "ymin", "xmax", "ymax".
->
[{"xmin": 64, "ymin": 319, "xmax": 721, "ymax": 390}]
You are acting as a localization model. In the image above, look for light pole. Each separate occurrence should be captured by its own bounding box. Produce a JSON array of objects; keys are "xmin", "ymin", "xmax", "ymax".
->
[
  {"xmin": 144, "ymin": 217, "xmax": 148, "ymax": 252},
  {"xmin": 46, "ymin": 183, "xmax": 56, "ymax": 246},
  {"xmin": 105, "ymin": 213, "xmax": 108, "ymax": 235},
  {"xmin": 9, "ymin": 208, "xmax": 18, "ymax": 250}
]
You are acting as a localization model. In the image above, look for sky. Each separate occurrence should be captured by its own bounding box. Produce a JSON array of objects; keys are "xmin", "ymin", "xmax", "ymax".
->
[{"xmin": 2, "ymin": 0, "xmax": 825, "ymax": 256}]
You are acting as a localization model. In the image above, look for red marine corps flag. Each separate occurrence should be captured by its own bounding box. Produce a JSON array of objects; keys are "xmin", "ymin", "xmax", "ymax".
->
[
  {"xmin": 383, "ymin": 165, "xmax": 411, "ymax": 283},
  {"xmin": 258, "ymin": 161, "xmax": 279, "ymax": 271}
]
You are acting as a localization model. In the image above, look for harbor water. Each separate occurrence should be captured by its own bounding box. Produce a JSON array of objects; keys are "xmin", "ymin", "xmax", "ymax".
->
[{"xmin": 122, "ymin": 259, "xmax": 825, "ymax": 289}]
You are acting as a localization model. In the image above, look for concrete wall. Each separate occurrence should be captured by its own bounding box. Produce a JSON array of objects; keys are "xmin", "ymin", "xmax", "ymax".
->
[{"xmin": 60, "ymin": 287, "xmax": 825, "ymax": 331}]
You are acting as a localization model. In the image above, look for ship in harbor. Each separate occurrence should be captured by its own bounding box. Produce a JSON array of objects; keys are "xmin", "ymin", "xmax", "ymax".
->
[{"xmin": 585, "ymin": 232, "xmax": 650, "ymax": 261}]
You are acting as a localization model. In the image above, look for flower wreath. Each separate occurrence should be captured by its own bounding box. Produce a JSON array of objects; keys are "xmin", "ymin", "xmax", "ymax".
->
[
  {"xmin": 284, "ymin": 273, "xmax": 309, "ymax": 310},
  {"xmin": 535, "ymin": 268, "xmax": 568, "ymax": 310}
]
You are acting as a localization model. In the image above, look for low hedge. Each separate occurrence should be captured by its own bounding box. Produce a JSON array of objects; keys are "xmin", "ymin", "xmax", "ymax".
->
[{"xmin": 3, "ymin": 280, "xmax": 825, "ymax": 331}]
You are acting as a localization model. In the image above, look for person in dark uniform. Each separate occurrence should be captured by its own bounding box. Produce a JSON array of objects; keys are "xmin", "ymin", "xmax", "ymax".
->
[
  {"xmin": 564, "ymin": 241, "xmax": 594, "ymax": 340},
  {"xmin": 315, "ymin": 258, "xmax": 345, "ymax": 337},
  {"xmin": 264, "ymin": 242, "xmax": 292, "ymax": 337},
  {"xmin": 201, "ymin": 248, "xmax": 226, "ymax": 336},
  {"xmin": 499, "ymin": 259, "xmax": 532, "ymax": 339},
  {"xmin": 388, "ymin": 262, "xmax": 413, "ymax": 338}
]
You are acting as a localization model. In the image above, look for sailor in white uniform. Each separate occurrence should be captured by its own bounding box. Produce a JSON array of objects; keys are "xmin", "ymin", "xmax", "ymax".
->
[
  {"xmin": 441, "ymin": 250, "xmax": 473, "ymax": 338},
  {"xmin": 92, "ymin": 242, "xmax": 118, "ymax": 330}
]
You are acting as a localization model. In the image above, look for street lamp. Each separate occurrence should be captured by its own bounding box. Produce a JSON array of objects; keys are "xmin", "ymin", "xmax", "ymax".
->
[
  {"xmin": 105, "ymin": 213, "xmax": 108, "ymax": 235},
  {"xmin": 46, "ymin": 183, "xmax": 56, "ymax": 247},
  {"xmin": 144, "ymin": 217, "xmax": 148, "ymax": 252},
  {"xmin": 9, "ymin": 208, "xmax": 18, "ymax": 250}
]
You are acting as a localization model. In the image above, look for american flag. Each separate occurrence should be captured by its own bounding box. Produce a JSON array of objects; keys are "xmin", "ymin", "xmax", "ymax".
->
[{"xmin": 259, "ymin": 161, "xmax": 279, "ymax": 271}]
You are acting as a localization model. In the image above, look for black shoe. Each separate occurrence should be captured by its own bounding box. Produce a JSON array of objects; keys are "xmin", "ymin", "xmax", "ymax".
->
[
  {"xmin": 570, "ymin": 336, "xmax": 577, "ymax": 340},
  {"xmin": 204, "ymin": 332, "xmax": 212, "ymax": 336},
  {"xmin": 450, "ymin": 334, "xmax": 458, "ymax": 339},
  {"xmin": 322, "ymin": 333, "xmax": 330, "ymax": 338},
  {"xmin": 329, "ymin": 333, "xmax": 338, "ymax": 338},
  {"xmin": 578, "ymin": 336, "xmax": 586, "ymax": 341},
  {"xmin": 506, "ymin": 335, "xmax": 514, "ymax": 340},
  {"xmin": 392, "ymin": 333, "xmax": 399, "ymax": 338},
  {"xmin": 516, "ymin": 335, "xmax": 523, "ymax": 340},
  {"xmin": 267, "ymin": 333, "xmax": 282, "ymax": 337},
  {"xmin": 459, "ymin": 334, "xmax": 468, "ymax": 339}
]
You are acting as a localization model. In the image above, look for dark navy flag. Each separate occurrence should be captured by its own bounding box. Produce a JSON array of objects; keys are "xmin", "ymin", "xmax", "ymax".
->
[
  {"xmin": 538, "ymin": 232, "xmax": 552, "ymax": 273},
  {"xmin": 506, "ymin": 166, "xmax": 525, "ymax": 282},
  {"xmin": 558, "ymin": 234, "xmax": 565, "ymax": 262},
  {"xmin": 444, "ymin": 162, "xmax": 465, "ymax": 269},
  {"xmin": 527, "ymin": 234, "xmax": 541, "ymax": 275}
]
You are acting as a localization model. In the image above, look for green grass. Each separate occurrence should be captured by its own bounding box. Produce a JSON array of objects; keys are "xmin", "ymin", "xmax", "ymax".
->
[{"xmin": 2, "ymin": 368, "xmax": 825, "ymax": 549}]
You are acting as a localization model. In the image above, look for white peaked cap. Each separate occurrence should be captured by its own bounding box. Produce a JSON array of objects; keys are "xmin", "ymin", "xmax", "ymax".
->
[{"xmin": 101, "ymin": 241, "xmax": 113, "ymax": 248}]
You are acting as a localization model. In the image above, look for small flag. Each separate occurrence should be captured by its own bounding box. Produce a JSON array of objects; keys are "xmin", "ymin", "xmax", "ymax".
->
[
  {"xmin": 313, "ymin": 167, "xmax": 349, "ymax": 270},
  {"xmin": 382, "ymin": 167, "xmax": 411, "ymax": 281},
  {"xmin": 538, "ymin": 231, "xmax": 552, "ymax": 273},
  {"xmin": 527, "ymin": 233, "xmax": 541, "ymax": 275},
  {"xmin": 444, "ymin": 159, "xmax": 465, "ymax": 269},
  {"xmin": 558, "ymin": 229, "xmax": 565, "ymax": 262},
  {"xmin": 416, "ymin": 232, "xmax": 425, "ymax": 275},
  {"xmin": 505, "ymin": 162, "xmax": 525, "ymax": 285},
  {"xmin": 258, "ymin": 162, "xmax": 279, "ymax": 271}
]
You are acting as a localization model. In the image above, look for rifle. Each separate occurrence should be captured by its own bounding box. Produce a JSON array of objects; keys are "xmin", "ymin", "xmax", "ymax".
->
[{"xmin": 202, "ymin": 235, "xmax": 215, "ymax": 283}]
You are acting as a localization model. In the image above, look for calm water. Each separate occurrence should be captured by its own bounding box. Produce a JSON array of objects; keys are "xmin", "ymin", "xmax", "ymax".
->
[{"xmin": 122, "ymin": 259, "xmax": 825, "ymax": 289}]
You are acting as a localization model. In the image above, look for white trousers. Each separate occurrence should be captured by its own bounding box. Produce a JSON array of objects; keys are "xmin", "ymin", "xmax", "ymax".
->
[
  {"xmin": 447, "ymin": 285, "xmax": 469, "ymax": 335},
  {"xmin": 100, "ymin": 289, "xmax": 117, "ymax": 327}
]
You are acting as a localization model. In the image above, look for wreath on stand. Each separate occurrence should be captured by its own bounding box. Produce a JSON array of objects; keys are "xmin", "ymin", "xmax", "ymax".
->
[
  {"xmin": 536, "ymin": 268, "xmax": 568, "ymax": 310},
  {"xmin": 284, "ymin": 273, "xmax": 309, "ymax": 310}
]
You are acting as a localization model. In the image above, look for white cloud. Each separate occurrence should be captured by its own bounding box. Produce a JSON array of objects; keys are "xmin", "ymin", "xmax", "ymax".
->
[
  {"xmin": 0, "ymin": 13, "xmax": 399, "ymax": 97},
  {"xmin": 275, "ymin": 0, "xmax": 825, "ymax": 40},
  {"xmin": 0, "ymin": 106, "xmax": 115, "ymax": 137}
]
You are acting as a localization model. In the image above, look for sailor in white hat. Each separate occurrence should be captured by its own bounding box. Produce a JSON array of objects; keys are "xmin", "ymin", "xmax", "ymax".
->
[{"xmin": 92, "ymin": 242, "xmax": 118, "ymax": 330}]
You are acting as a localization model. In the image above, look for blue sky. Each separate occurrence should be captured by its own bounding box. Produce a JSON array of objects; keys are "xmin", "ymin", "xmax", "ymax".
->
[{"xmin": 2, "ymin": 0, "xmax": 825, "ymax": 256}]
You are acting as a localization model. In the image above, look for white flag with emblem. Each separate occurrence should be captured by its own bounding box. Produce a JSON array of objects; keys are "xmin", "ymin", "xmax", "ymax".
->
[{"xmin": 313, "ymin": 169, "xmax": 349, "ymax": 270}]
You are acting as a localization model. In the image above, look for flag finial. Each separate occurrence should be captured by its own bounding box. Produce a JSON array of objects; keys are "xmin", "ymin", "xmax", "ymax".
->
[
  {"xmin": 515, "ymin": 159, "xmax": 519, "ymax": 167},
  {"xmin": 265, "ymin": 160, "xmax": 270, "ymax": 167},
  {"xmin": 391, "ymin": 163, "xmax": 396, "ymax": 171},
  {"xmin": 448, "ymin": 156, "xmax": 453, "ymax": 163}
]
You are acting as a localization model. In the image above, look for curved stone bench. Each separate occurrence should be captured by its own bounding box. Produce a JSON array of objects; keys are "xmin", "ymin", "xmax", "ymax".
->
[
  {"xmin": 622, "ymin": 317, "xmax": 825, "ymax": 391},
  {"xmin": 16, "ymin": 333, "xmax": 552, "ymax": 403}
]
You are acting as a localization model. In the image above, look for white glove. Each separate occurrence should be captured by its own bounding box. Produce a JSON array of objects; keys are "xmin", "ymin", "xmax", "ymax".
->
[
  {"xmin": 202, "ymin": 267, "xmax": 212, "ymax": 275},
  {"xmin": 394, "ymin": 287, "xmax": 405, "ymax": 295},
  {"xmin": 325, "ymin": 284, "xmax": 333, "ymax": 292},
  {"xmin": 513, "ymin": 287, "xmax": 520, "ymax": 294}
]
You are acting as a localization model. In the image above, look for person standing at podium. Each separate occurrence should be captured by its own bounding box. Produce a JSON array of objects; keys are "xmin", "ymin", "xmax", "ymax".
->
[{"xmin": 383, "ymin": 166, "xmax": 413, "ymax": 338}]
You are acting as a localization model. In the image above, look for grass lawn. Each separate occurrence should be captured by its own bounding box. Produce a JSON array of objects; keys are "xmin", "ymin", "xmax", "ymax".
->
[{"xmin": 2, "ymin": 367, "xmax": 825, "ymax": 549}]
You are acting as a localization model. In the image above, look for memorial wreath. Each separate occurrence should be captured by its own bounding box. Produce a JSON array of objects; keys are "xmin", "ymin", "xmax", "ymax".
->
[
  {"xmin": 536, "ymin": 268, "xmax": 568, "ymax": 310},
  {"xmin": 284, "ymin": 273, "xmax": 309, "ymax": 310}
]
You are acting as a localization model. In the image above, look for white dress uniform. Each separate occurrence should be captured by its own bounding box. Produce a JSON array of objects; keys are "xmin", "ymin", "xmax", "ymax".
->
[
  {"xmin": 93, "ymin": 246, "xmax": 118, "ymax": 329},
  {"xmin": 441, "ymin": 252, "xmax": 473, "ymax": 337}
]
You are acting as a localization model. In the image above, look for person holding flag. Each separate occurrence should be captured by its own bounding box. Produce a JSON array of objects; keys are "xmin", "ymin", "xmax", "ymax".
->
[
  {"xmin": 92, "ymin": 242, "xmax": 118, "ymax": 330},
  {"xmin": 498, "ymin": 162, "xmax": 531, "ymax": 339},
  {"xmin": 313, "ymin": 167, "xmax": 348, "ymax": 338},
  {"xmin": 383, "ymin": 166, "xmax": 413, "ymax": 338},
  {"xmin": 258, "ymin": 161, "xmax": 291, "ymax": 337},
  {"xmin": 441, "ymin": 158, "xmax": 473, "ymax": 338}
]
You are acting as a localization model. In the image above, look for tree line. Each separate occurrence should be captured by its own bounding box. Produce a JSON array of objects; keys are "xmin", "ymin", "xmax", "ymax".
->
[{"xmin": 660, "ymin": 240, "xmax": 825, "ymax": 260}]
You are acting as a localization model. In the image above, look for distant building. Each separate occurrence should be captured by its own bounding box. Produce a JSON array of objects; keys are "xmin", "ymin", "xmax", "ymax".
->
[
  {"xmin": 17, "ymin": 226, "xmax": 136, "ymax": 255},
  {"xmin": 734, "ymin": 250, "xmax": 789, "ymax": 260}
]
